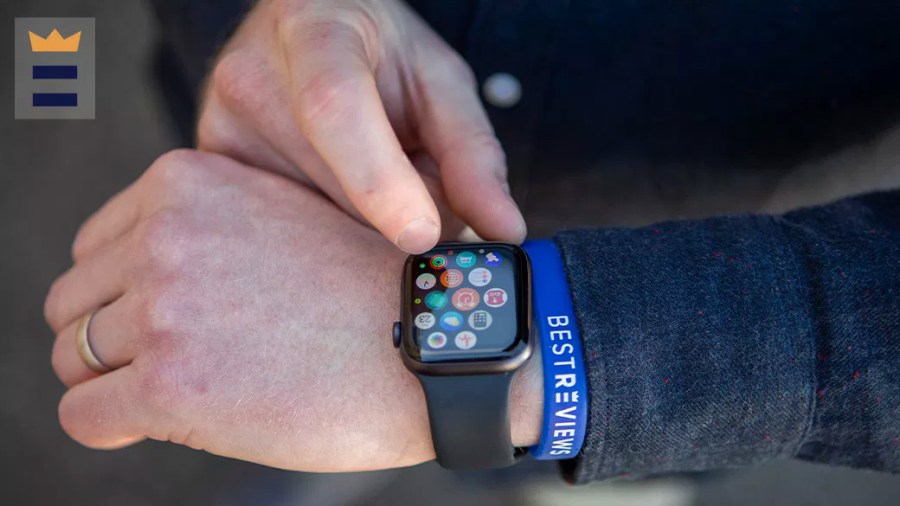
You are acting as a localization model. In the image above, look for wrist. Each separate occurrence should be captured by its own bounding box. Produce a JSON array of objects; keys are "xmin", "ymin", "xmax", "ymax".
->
[
  {"xmin": 510, "ymin": 346, "xmax": 544, "ymax": 447},
  {"xmin": 522, "ymin": 239, "xmax": 589, "ymax": 460}
]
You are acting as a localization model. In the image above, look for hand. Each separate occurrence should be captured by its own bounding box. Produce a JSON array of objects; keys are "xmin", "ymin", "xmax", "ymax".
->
[
  {"xmin": 197, "ymin": 0, "xmax": 527, "ymax": 254},
  {"xmin": 44, "ymin": 150, "xmax": 541, "ymax": 471}
]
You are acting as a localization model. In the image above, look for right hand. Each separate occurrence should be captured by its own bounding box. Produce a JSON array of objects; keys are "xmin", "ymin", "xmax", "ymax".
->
[{"xmin": 198, "ymin": 0, "xmax": 527, "ymax": 254}]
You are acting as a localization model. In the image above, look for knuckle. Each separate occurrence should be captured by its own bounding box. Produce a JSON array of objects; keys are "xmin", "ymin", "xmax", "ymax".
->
[
  {"xmin": 145, "ymin": 149, "xmax": 208, "ymax": 189},
  {"xmin": 281, "ymin": 15, "xmax": 334, "ymax": 52},
  {"xmin": 294, "ymin": 67, "xmax": 360, "ymax": 127},
  {"xmin": 132, "ymin": 298, "xmax": 209, "ymax": 420},
  {"xmin": 210, "ymin": 50, "xmax": 267, "ymax": 113},
  {"xmin": 138, "ymin": 210, "xmax": 192, "ymax": 274},
  {"xmin": 138, "ymin": 287, "xmax": 176, "ymax": 340},
  {"xmin": 135, "ymin": 355, "xmax": 186, "ymax": 413},
  {"xmin": 281, "ymin": 5, "xmax": 373, "ymax": 49},
  {"xmin": 137, "ymin": 284, "xmax": 184, "ymax": 345},
  {"xmin": 154, "ymin": 148, "xmax": 203, "ymax": 171}
]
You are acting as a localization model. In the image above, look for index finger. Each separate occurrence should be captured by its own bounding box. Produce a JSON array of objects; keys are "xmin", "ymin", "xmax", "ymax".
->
[{"xmin": 282, "ymin": 15, "xmax": 440, "ymax": 253}]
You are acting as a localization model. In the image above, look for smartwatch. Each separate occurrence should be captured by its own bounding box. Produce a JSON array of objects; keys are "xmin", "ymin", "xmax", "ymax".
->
[{"xmin": 393, "ymin": 242, "xmax": 533, "ymax": 470}]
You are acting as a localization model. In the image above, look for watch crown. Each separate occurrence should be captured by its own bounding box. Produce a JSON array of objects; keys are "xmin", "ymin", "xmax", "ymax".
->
[{"xmin": 392, "ymin": 321, "xmax": 402, "ymax": 348}]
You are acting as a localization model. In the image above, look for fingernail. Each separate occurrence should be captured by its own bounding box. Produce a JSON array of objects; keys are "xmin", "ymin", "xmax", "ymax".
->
[
  {"xmin": 504, "ymin": 193, "xmax": 528, "ymax": 241},
  {"xmin": 512, "ymin": 212, "xmax": 528, "ymax": 241},
  {"xmin": 396, "ymin": 217, "xmax": 439, "ymax": 254}
]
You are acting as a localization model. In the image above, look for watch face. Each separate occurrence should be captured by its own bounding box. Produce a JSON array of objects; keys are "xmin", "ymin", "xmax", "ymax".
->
[{"xmin": 401, "ymin": 243, "xmax": 530, "ymax": 366}]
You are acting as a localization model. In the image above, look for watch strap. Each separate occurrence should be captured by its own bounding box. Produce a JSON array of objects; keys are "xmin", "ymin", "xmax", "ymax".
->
[{"xmin": 418, "ymin": 372, "xmax": 522, "ymax": 469}]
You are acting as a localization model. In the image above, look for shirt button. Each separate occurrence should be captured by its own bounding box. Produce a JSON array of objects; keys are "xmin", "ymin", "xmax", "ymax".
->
[{"xmin": 482, "ymin": 72, "xmax": 522, "ymax": 108}]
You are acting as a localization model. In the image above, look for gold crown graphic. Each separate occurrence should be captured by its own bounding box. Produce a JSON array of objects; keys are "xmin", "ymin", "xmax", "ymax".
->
[{"xmin": 29, "ymin": 29, "xmax": 81, "ymax": 52}]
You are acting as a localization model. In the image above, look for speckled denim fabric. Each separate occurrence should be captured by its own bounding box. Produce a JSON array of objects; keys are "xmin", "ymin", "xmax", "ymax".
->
[{"xmin": 555, "ymin": 191, "xmax": 899, "ymax": 483}]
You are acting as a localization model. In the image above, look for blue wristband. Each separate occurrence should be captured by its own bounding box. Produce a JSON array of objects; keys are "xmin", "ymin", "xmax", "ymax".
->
[{"xmin": 522, "ymin": 239, "xmax": 589, "ymax": 460}]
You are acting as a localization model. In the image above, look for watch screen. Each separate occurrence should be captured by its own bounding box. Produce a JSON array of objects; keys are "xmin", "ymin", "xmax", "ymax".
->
[{"xmin": 405, "ymin": 244, "xmax": 526, "ymax": 362}]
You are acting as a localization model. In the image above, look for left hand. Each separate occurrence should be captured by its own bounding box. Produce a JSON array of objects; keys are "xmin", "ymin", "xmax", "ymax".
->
[{"xmin": 43, "ymin": 150, "xmax": 542, "ymax": 471}]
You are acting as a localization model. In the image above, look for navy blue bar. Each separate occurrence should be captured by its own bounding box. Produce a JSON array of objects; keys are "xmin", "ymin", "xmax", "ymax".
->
[
  {"xmin": 32, "ymin": 65, "xmax": 78, "ymax": 79},
  {"xmin": 33, "ymin": 93, "xmax": 78, "ymax": 107}
]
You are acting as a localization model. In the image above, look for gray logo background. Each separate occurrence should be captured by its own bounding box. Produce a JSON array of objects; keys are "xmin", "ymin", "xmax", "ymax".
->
[{"xmin": 15, "ymin": 18, "xmax": 95, "ymax": 120}]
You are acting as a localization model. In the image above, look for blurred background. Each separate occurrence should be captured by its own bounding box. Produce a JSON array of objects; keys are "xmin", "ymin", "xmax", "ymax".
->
[{"xmin": 2, "ymin": 1, "xmax": 900, "ymax": 505}]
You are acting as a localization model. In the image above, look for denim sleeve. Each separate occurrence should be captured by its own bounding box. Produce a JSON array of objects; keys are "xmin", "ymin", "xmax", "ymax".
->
[{"xmin": 554, "ymin": 190, "xmax": 900, "ymax": 483}]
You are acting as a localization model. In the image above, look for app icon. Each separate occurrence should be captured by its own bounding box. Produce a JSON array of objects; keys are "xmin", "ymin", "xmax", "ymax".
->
[
  {"xmin": 430, "ymin": 255, "xmax": 447, "ymax": 269},
  {"xmin": 468, "ymin": 267, "xmax": 492, "ymax": 287},
  {"xmin": 440, "ymin": 269, "xmax": 463, "ymax": 288},
  {"xmin": 452, "ymin": 288, "xmax": 480, "ymax": 311},
  {"xmin": 439, "ymin": 311, "xmax": 464, "ymax": 331},
  {"xmin": 456, "ymin": 251, "xmax": 477, "ymax": 268},
  {"xmin": 468, "ymin": 310, "xmax": 492, "ymax": 330},
  {"xmin": 484, "ymin": 251, "xmax": 502, "ymax": 266},
  {"xmin": 425, "ymin": 292, "xmax": 448, "ymax": 310},
  {"xmin": 414, "ymin": 312, "xmax": 435, "ymax": 330},
  {"xmin": 415, "ymin": 273, "xmax": 437, "ymax": 290},
  {"xmin": 455, "ymin": 331, "xmax": 477, "ymax": 350},
  {"xmin": 484, "ymin": 288, "xmax": 508, "ymax": 308},
  {"xmin": 427, "ymin": 332, "xmax": 448, "ymax": 349}
]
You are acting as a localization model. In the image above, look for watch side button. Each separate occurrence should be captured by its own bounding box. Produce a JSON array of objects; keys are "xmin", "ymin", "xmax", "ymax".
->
[{"xmin": 392, "ymin": 321, "xmax": 402, "ymax": 348}]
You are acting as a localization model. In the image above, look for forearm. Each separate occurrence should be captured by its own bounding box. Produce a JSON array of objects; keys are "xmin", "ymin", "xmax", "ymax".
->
[{"xmin": 556, "ymin": 190, "xmax": 899, "ymax": 482}]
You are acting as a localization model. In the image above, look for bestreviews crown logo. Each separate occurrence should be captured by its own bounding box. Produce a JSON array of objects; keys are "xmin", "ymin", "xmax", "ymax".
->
[
  {"xmin": 28, "ymin": 29, "xmax": 82, "ymax": 52},
  {"xmin": 16, "ymin": 17, "xmax": 95, "ymax": 119}
]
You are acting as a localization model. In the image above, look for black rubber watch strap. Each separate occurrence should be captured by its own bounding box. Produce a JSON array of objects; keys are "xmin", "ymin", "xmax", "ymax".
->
[{"xmin": 418, "ymin": 372, "xmax": 521, "ymax": 470}]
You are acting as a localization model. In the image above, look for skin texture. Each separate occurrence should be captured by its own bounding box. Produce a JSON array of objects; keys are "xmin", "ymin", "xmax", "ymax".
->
[
  {"xmin": 45, "ymin": 150, "xmax": 542, "ymax": 472},
  {"xmin": 197, "ymin": 0, "xmax": 527, "ymax": 254}
]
